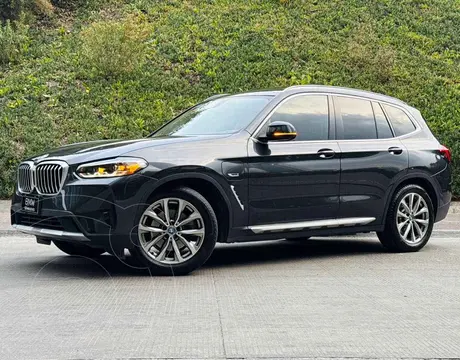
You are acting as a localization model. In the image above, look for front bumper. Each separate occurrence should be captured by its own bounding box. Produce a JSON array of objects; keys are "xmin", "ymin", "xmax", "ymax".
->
[
  {"xmin": 12, "ymin": 224, "xmax": 88, "ymax": 242},
  {"xmin": 11, "ymin": 173, "xmax": 158, "ymax": 251}
]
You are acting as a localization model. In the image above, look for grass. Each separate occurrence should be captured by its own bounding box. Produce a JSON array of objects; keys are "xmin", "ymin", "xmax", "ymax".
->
[{"xmin": 0, "ymin": 0, "xmax": 459, "ymax": 198}]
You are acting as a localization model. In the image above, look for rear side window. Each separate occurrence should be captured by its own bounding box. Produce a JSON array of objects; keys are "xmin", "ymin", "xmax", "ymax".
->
[
  {"xmin": 268, "ymin": 95, "xmax": 329, "ymax": 141},
  {"xmin": 382, "ymin": 104, "xmax": 416, "ymax": 137},
  {"xmin": 336, "ymin": 97, "xmax": 376, "ymax": 140},
  {"xmin": 372, "ymin": 102, "xmax": 393, "ymax": 139}
]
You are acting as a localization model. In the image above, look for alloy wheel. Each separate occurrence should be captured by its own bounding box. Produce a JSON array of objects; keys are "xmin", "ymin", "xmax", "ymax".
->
[
  {"xmin": 396, "ymin": 192, "xmax": 430, "ymax": 245},
  {"xmin": 138, "ymin": 197, "xmax": 205, "ymax": 265}
]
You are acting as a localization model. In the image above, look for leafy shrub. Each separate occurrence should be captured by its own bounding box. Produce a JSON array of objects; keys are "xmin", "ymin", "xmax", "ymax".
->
[
  {"xmin": 80, "ymin": 14, "xmax": 151, "ymax": 78},
  {"xmin": 0, "ymin": 0, "xmax": 459, "ymax": 198},
  {"xmin": 50, "ymin": 0, "xmax": 91, "ymax": 10},
  {"xmin": 346, "ymin": 23, "xmax": 396, "ymax": 83},
  {"xmin": 32, "ymin": 0, "xmax": 54, "ymax": 16},
  {"xmin": 0, "ymin": 0, "xmax": 53, "ymax": 21},
  {"xmin": 0, "ymin": 0, "xmax": 22, "ymax": 21},
  {"xmin": 0, "ymin": 19, "xmax": 29, "ymax": 64}
]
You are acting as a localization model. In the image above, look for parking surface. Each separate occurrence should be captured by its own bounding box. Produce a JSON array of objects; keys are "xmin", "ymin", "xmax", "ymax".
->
[{"xmin": 1, "ymin": 217, "xmax": 459, "ymax": 359}]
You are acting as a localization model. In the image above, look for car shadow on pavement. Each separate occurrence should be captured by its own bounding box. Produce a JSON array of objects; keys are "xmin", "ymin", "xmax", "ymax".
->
[
  {"xmin": 17, "ymin": 238, "xmax": 385, "ymax": 278},
  {"xmin": 204, "ymin": 238, "xmax": 384, "ymax": 269}
]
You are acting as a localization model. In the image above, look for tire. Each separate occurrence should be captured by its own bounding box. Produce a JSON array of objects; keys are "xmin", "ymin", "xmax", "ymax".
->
[
  {"xmin": 377, "ymin": 184, "xmax": 434, "ymax": 252},
  {"xmin": 53, "ymin": 240, "xmax": 105, "ymax": 257},
  {"xmin": 130, "ymin": 187, "xmax": 218, "ymax": 276}
]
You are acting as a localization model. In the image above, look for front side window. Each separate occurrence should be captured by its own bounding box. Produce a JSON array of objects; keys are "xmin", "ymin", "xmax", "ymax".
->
[
  {"xmin": 152, "ymin": 95, "xmax": 272, "ymax": 137},
  {"xmin": 265, "ymin": 95, "xmax": 329, "ymax": 141},
  {"xmin": 336, "ymin": 97, "xmax": 377, "ymax": 140},
  {"xmin": 382, "ymin": 104, "xmax": 416, "ymax": 137}
]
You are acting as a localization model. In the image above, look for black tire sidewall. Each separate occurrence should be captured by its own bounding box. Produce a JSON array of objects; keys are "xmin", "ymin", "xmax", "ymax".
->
[
  {"xmin": 130, "ymin": 187, "xmax": 218, "ymax": 275},
  {"xmin": 386, "ymin": 185, "xmax": 434, "ymax": 251}
]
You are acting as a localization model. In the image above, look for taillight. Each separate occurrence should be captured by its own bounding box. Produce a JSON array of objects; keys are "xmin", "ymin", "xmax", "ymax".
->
[{"xmin": 440, "ymin": 145, "xmax": 452, "ymax": 163}]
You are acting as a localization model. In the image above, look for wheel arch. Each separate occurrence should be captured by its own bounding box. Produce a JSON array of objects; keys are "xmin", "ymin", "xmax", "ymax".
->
[
  {"xmin": 146, "ymin": 171, "xmax": 232, "ymax": 243},
  {"xmin": 383, "ymin": 173, "xmax": 440, "ymax": 224}
]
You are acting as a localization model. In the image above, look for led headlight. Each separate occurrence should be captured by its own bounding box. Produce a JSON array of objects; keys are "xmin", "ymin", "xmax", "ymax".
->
[{"xmin": 76, "ymin": 157, "xmax": 148, "ymax": 178}]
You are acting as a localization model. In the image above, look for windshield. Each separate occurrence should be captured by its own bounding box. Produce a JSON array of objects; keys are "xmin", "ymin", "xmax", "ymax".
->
[{"xmin": 152, "ymin": 95, "xmax": 272, "ymax": 137}]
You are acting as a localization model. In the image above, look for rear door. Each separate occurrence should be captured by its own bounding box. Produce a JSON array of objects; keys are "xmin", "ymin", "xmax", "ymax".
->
[
  {"xmin": 247, "ymin": 94, "xmax": 341, "ymax": 226},
  {"xmin": 334, "ymin": 96, "xmax": 409, "ymax": 224}
]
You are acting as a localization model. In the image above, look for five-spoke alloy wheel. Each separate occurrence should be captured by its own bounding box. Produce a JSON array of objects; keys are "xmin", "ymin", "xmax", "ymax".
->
[
  {"xmin": 130, "ymin": 187, "xmax": 218, "ymax": 275},
  {"xmin": 378, "ymin": 184, "xmax": 434, "ymax": 252}
]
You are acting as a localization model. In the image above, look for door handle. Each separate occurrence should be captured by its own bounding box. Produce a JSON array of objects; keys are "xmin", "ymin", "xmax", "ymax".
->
[
  {"xmin": 317, "ymin": 148, "xmax": 335, "ymax": 159},
  {"xmin": 388, "ymin": 146, "xmax": 403, "ymax": 155}
]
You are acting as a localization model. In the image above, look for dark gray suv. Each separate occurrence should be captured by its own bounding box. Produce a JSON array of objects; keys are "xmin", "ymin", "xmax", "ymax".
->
[{"xmin": 11, "ymin": 85, "xmax": 452, "ymax": 275}]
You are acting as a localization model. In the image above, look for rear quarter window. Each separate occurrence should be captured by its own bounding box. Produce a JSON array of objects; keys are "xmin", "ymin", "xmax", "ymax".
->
[{"xmin": 382, "ymin": 104, "xmax": 416, "ymax": 137}]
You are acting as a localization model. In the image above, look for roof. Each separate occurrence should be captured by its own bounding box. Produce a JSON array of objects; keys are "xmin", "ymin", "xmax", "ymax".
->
[
  {"xmin": 232, "ymin": 90, "xmax": 282, "ymax": 97},
  {"xmin": 284, "ymin": 85, "xmax": 408, "ymax": 106},
  {"xmin": 207, "ymin": 85, "xmax": 408, "ymax": 107}
]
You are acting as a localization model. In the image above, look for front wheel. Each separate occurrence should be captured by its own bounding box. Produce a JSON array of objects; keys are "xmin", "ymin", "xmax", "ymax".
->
[
  {"xmin": 130, "ymin": 187, "xmax": 218, "ymax": 276},
  {"xmin": 53, "ymin": 240, "xmax": 105, "ymax": 257},
  {"xmin": 377, "ymin": 184, "xmax": 434, "ymax": 252}
]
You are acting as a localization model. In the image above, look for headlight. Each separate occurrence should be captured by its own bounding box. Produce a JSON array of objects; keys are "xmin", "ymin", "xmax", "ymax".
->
[{"xmin": 76, "ymin": 157, "xmax": 148, "ymax": 178}]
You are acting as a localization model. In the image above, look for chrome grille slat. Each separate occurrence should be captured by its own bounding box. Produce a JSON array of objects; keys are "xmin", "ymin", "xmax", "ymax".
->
[
  {"xmin": 37, "ymin": 166, "xmax": 42, "ymax": 193},
  {"xmin": 37, "ymin": 163, "xmax": 58, "ymax": 194},
  {"xmin": 53, "ymin": 165, "xmax": 60, "ymax": 191},
  {"xmin": 17, "ymin": 163, "xmax": 33, "ymax": 193},
  {"xmin": 39, "ymin": 165, "xmax": 44, "ymax": 193},
  {"xmin": 45, "ymin": 165, "xmax": 50, "ymax": 193},
  {"xmin": 17, "ymin": 161, "xmax": 68, "ymax": 196}
]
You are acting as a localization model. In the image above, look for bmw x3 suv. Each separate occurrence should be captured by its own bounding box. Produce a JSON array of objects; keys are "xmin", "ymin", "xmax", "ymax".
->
[{"xmin": 11, "ymin": 85, "xmax": 452, "ymax": 275}]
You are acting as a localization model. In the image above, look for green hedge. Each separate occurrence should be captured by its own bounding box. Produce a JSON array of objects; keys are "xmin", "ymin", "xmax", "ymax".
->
[{"xmin": 0, "ymin": 0, "xmax": 459, "ymax": 198}]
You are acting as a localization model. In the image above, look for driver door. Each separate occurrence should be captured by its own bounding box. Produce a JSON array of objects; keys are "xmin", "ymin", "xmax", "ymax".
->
[{"xmin": 247, "ymin": 94, "xmax": 341, "ymax": 226}]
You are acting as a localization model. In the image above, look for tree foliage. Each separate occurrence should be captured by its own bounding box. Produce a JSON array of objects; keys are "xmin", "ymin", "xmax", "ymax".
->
[{"xmin": 0, "ymin": 0, "xmax": 459, "ymax": 198}]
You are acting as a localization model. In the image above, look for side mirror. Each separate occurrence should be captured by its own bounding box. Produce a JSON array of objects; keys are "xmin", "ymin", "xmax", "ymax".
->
[{"xmin": 262, "ymin": 121, "xmax": 297, "ymax": 142}]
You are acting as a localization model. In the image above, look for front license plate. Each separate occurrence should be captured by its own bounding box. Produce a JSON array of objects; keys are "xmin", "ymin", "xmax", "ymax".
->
[{"xmin": 22, "ymin": 196, "xmax": 39, "ymax": 214}]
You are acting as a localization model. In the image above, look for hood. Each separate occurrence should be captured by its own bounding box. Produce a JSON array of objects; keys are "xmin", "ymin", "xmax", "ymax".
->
[{"xmin": 26, "ymin": 135, "xmax": 231, "ymax": 165}]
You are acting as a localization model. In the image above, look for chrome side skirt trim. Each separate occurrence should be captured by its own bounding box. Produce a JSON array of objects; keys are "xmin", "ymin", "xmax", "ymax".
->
[
  {"xmin": 12, "ymin": 224, "xmax": 89, "ymax": 242},
  {"xmin": 248, "ymin": 217, "xmax": 376, "ymax": 234}
]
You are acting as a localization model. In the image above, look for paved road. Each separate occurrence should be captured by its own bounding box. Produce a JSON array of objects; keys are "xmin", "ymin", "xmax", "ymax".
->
[{"xmin": 1, "ymin": 218, "xmax": 460, "ymax": 360}]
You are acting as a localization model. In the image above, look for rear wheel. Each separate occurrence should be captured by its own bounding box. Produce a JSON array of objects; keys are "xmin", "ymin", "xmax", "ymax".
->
[
  {"xmin": 53, "ymin": 240, "xmax": 105, "ymax": 257},
  {"xmin": 130, "ymin": 187, "xmax": 218, "ymax": 276},
  {"xmin": 377, "ymin": 184, "xmax": 434, "ymax": 252}
]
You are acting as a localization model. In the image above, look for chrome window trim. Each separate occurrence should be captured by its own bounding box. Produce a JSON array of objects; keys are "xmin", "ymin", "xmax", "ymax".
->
[
  {"xmin": 16, "ymin": 160, "xmax": 69, "ymax": 196},
  {"xmin": 250, "ymin": 137, "xmax": 339, "ymax": 146},
  {"xmin": 333, "ymin": 94, "xmax": 421, "ymax": 141},
  {"xmin": 380, "ymin": 102, "xmax": 419, "ymax": 139},
  {"xmin": 251, "ymin": 92, "xmax": 332, "ymax": 142},
  {"xmin": 250, "ymin": 92, "xmax": 421, "ymax": 143},
  {"xmin": 372, "ymin": 101, "xmax": 396, "ymax": 138}
]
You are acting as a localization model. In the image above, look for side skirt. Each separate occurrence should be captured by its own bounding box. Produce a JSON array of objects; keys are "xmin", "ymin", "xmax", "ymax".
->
[
  {"xmin": 226, "ymin": 224, "xmax": 384, "ymax": 243},
  {"xmin": 247, "ymin": 217, "xmax": 376, "ymax": 234}
]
